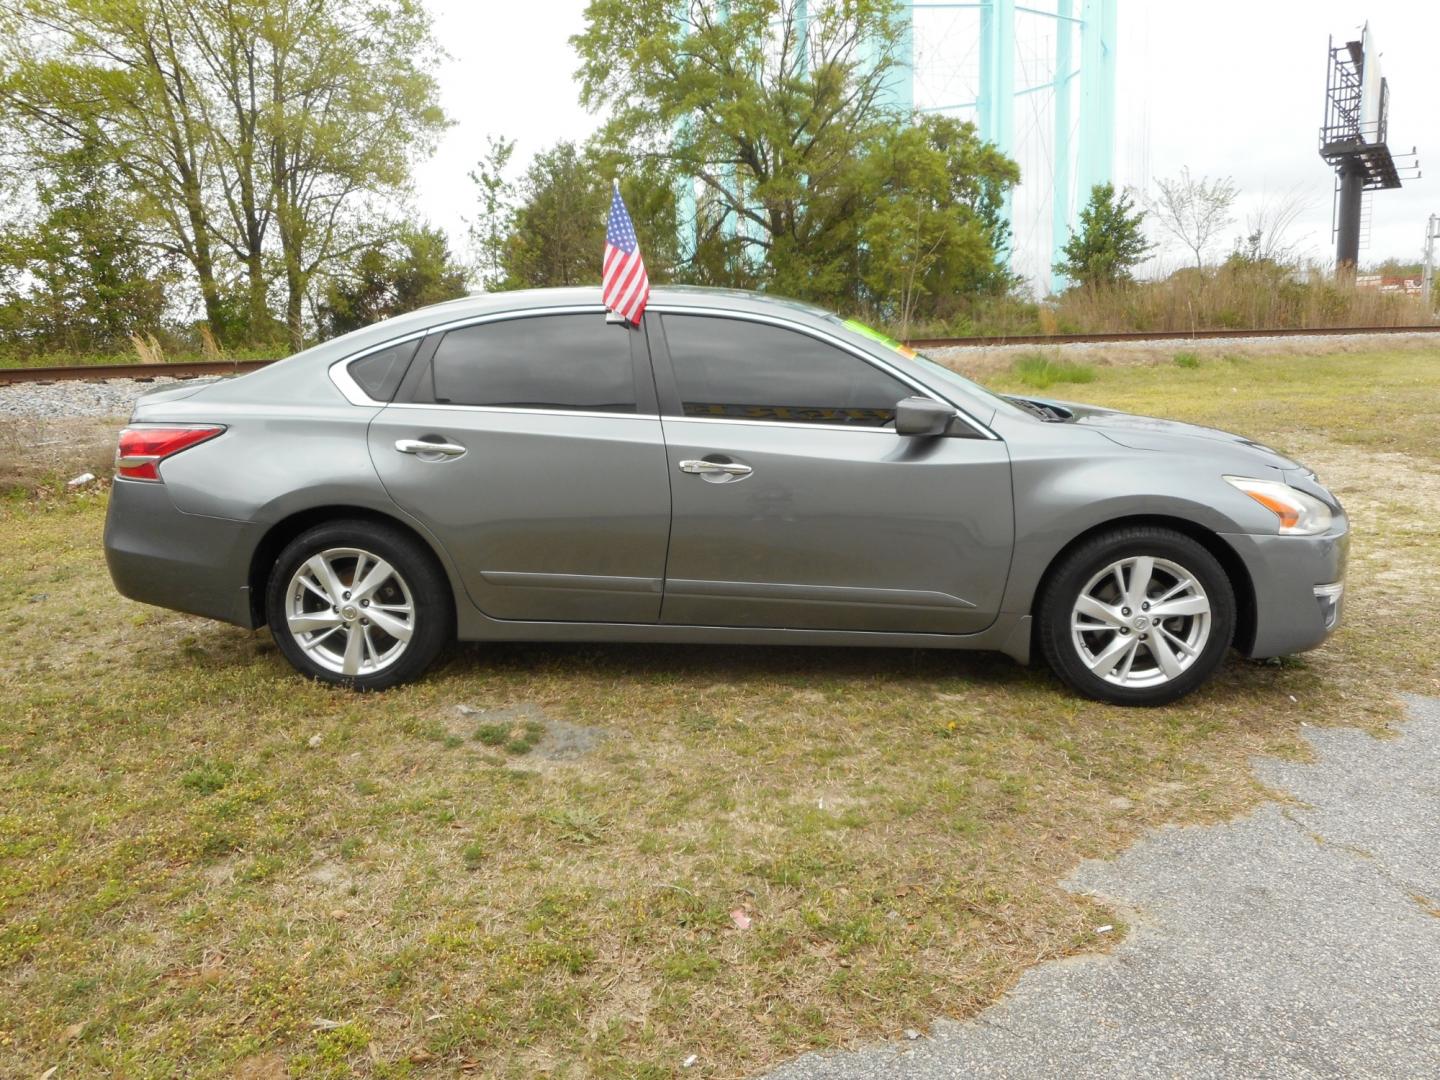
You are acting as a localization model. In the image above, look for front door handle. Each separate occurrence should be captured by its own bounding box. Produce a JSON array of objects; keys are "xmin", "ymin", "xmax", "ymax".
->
[
  {"xmin": 678, "ymin": 458, "xmax": 752, "ymax": 479},
  {"xmin": 395, "ymin": 438, "xmax": 467, "ymax": 459}
]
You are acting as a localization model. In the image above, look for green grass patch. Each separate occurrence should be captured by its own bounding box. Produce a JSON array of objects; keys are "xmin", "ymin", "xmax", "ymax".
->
[
  {"xmin": 1173, "ymin": 350, "xmax": 1201, "ymax": 368},
  {"xmin": 1011, "ymin": 352, "xmax": 1098, "ymax": 389},
  {"xmin": 472, "ymin": 716, "xmax": 545, "ymax": 755}
]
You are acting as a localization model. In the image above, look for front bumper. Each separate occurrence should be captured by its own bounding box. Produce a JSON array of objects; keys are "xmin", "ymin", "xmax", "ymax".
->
[
  {"xmin": 1220, "ymin": 526, "xmax": 1350, "ymax": 659},
  {"xmin": 104, "ymin": 479, "xmax": 261, "ymax": 628}
]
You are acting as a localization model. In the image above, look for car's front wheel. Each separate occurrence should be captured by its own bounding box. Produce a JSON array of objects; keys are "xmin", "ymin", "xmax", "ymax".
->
[
  {"xmin": 265, "ymin": 519, "xmax": 452, "ymax": 690},
  {"xmin": 1037, "ymin": 526, "xmax": 1235, "ymax": 705}
]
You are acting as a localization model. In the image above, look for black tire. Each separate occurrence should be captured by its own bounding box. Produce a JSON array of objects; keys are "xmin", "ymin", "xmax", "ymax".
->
[
  {"xmin": 265, "ymin": 518, "xmax": 452, "ymax": 690},
  {"xmin": 1037, "ymin": 526, "xmax": 1235, "ymax": 706}
]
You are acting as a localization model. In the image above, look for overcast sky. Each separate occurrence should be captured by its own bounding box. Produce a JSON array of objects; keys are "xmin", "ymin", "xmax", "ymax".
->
[{"xmin": 413, "ymin": 0, "xmax": 1439, "ymax": 281}]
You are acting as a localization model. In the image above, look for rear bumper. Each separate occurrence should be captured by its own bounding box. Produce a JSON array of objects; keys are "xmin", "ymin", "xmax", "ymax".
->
[
  {"xmin": 104, "ymin": 479, "xmax": 260, "ymax": 628},
  {"xmin": 1221, "ymin": 526, "xmax": 1350, "ymax": 659}
]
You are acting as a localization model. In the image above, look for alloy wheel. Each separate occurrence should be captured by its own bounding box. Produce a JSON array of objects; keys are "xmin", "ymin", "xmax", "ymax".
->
[
  {"xmin": 1070, "ymin": 555, "xmax": 1212, "ymax": 689},
  {"xmin": 284, "ymin": 547, "xmax": 415, "ymax": 677}
]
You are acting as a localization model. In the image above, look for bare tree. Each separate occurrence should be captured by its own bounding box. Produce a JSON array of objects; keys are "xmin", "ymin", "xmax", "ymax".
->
[
  {"xmin": 1233, "ymin": 185, "xmax": 1314, "ymax": 266},
  {"xmin": 1148, "ymin": 168, "xmax": 1238, "ymax": 269}
]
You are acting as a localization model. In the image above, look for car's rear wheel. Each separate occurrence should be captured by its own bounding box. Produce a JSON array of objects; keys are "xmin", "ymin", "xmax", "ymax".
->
[
  {"xmin": 1037, "ymin": 526, "xmax": 1235, "ymax": 706},
  {"xmin": 266, "ymin": 519, "xmax": 451, "ymax": 690}
]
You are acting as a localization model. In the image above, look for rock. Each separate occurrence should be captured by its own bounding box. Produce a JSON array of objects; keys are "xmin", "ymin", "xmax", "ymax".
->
[{"xmin": 307, "ymin": 734, "xmax": 322, "ymax": 748}]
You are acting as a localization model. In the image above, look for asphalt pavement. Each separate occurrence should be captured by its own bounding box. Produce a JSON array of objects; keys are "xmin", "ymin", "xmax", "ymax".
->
[{"xmin": 767, "ymin": 695, "xmax": 1440, "ymax": 1080}]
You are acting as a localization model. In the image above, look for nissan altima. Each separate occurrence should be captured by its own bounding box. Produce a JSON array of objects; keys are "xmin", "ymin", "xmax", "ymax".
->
[{"xmin": 104, "ymin": 287, "xmax": 1348, "ymax": 705}]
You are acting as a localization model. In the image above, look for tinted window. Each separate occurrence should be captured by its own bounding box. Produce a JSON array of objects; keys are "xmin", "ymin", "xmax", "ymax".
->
[
  {"xmin": 427, "ymin": 315, "xmax": 636, "ymax": 412},
  {"xmin": 662, "ymin": 315, "xmax": 909, "ymax": 427},
  {"xmin": 348, "ymin": 339, "xmax": 420, "ymax": 401}
]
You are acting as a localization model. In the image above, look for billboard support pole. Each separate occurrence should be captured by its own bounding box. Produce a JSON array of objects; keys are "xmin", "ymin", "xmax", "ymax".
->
[{"xmin": 1335, "ymin": 163, "xmax": 1364, "ymax": 276}]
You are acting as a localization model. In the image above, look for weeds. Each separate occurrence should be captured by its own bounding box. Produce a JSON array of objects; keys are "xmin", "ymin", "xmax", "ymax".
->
[{"xmin": 1012, "ymin": 352, "xmax": 1098, "ymax": 389}]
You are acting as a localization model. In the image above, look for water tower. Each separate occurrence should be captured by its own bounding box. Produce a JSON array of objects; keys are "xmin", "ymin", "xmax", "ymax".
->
[
  {"xmin": 879, "ymin": 0, "xmax": 1119, "ymax": 292},
  {"xmin": 674, "ymin": 0, "xmax": 1120, "ymax": 293}
]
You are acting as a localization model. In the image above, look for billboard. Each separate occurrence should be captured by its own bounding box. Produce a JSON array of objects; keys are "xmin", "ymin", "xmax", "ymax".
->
[{"xmin": 1358, "ymin": 23, "xmax": 1386, "ymax": 143}]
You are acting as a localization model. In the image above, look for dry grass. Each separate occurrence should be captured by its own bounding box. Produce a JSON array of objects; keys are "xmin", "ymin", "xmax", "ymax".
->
[
  {"xmin": 0, "ymin": 417, "xmax": 119, "ymax": 495},
  {"xmin": 890, "ymin": 269, "xmax": 1437, "ymax": 340},
  {"xmin": 0, "ymin": 350, "xmax": 1437, "ymax": 1078},
  {"xmin": 1050, "ymin": 269, "xmax": 1435, "ymax": 335},
  {"xmin": 128, "ymin": 333, "xmax": 167, "ymax": 365}
]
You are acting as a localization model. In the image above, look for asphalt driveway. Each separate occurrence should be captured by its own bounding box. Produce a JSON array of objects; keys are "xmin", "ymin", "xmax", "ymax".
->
[{"xmin": 768, "ymin": 695, "xmax": 1440, "ymax": 1080}]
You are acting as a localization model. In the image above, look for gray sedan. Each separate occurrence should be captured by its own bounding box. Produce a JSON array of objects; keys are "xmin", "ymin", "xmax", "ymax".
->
[{"xmin": 104, "ymin": 287, "xmax": 1348, "ymax": 705}]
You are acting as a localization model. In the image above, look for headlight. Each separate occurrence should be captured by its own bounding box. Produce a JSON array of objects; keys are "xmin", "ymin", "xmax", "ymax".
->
[{"xmin": 1224, "ymin": 476, "xmax": 1333, "ymax": 536}]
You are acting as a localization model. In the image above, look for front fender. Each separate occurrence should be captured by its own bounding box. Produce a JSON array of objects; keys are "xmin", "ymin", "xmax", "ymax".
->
[{"xmin": 997, "ymin": 421, "xmax": 1276, "ymax": 615}]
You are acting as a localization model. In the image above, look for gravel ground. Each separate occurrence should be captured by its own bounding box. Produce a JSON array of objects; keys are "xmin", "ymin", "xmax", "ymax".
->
[
  {"xmin": 767, "ymin": 694, "xmax": 1440, "ymax": 1080},
  {"xmin": 0, "ymin": 376, "xmax": 191, "ymax": 419}
]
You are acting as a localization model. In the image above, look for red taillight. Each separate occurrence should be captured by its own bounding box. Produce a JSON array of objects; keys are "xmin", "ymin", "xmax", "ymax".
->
[{"xmin": 115, "ymin": 425, "xmax": 225, "ymax": 481}]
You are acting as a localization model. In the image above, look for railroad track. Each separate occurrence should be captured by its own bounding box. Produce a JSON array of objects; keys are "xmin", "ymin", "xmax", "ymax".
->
[
  {"xmin": 0, "ymin": 359, "xmax": 274, "ymax": 386},
  {"xmin": 2, "ymin": 323, "xmax": 1439, "ymax": 386}
]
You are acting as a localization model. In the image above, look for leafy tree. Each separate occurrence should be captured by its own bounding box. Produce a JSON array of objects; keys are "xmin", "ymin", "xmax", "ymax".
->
[
  {"xmin": 572, "ymin": 0, "xmax": 1017, "ymax": 316},
  {"xmin": 573, "ymin": 0, "xmax": 886, "ymax": 293},
  {"xmin": 1054, "ymin": 183, "xmax": 1153, "ymax": 288},
  {"xmin": 1147, "ymin": 168, "xmax": 1238, "ymax": 269},
  {"xmin": 1, "ymin": 1, "xmax": 237, "ymax": 337},
  {"xmin": 263, "ymin": 0, "xmax": 447, "ymax": 348},
  {"xmin": 467, "ymin": 136, "xmax": 517, "ymax": 291},
  {"xmin": 0, "ymin": 147, "xmax": 174, "ymax": 354},
  {"xmin": 317, "ymin": 225, "xmax": 468, "ymax": 338},
  {"xmin": 471, "ymin": 139, "xmax": 678, "ymax": 291},
  {"xmin": 0, "ymin": 0, "xmax": 447, "ymax": 348},
  {"xmin": 857, "ymin": 115, "xmax": 1019, "ymax": 333}
]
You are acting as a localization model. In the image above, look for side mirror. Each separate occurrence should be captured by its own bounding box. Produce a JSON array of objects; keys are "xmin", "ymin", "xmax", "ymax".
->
[{"xmin": 894, "ymin": 395, "xmax": 956, "ymax": 436}]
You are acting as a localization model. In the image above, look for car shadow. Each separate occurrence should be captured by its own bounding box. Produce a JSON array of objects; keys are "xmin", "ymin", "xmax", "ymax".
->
[
  {"xmin": 436, "ymin": 638, "xmax": 1051, "ymax": 692},
  {"xmin": 430, "ymin": 638, "xmax": 1314, "ymax": 706}
]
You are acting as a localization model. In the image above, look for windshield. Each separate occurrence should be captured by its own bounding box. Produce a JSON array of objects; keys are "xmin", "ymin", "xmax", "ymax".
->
[{"xmin": 830, "ymin": 317, "xmax": 1029, "ymax": 418}]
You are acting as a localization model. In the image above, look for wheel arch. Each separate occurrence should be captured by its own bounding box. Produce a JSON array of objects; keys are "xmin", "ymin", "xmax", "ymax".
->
[
  {"xmin": 1029, "ymin": 514, "xmax": 1258, "ymax": 655},
  {"xmin": 246, "ymin": 505, "xmax": 456, "ymax": 630}
]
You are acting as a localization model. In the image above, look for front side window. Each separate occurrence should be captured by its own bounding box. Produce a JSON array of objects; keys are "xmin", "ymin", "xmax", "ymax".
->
[
  {"xmin": 424, "ymin": 314, "xmax": 636, "ymax": 413},
  {"xmin": 661, "ymin": 314, "xmax": 910, "ymax": 427}
]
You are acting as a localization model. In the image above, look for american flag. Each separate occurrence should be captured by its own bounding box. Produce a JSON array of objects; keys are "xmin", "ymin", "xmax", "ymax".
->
[{"xmin": 602, "ymin": 184, "xmax": 649, "ymax": 324}]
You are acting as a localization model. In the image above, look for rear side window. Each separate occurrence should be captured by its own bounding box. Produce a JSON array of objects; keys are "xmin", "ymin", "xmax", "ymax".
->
[
  {"xmin": 424, "ymin": 314, "xmax": 637, "ymax": 413},
  {"xmin": 348, "ymin": 339, "xmax": 420, "ymax": 402},
  {"xmin": 661, "ymin": 314, "xmax": 910, "ymax": 427}
]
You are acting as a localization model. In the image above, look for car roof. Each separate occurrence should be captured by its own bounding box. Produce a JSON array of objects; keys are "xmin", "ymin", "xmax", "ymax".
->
[{"xmin": 419, "ymin": 284, "xmax": 837, "ymax": 324}]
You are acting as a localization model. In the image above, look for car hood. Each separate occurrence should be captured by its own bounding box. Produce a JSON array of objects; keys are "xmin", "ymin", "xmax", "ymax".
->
[{"xmin": 1028, "ymin": 397, "xmax": 1304, "ymax": 471}]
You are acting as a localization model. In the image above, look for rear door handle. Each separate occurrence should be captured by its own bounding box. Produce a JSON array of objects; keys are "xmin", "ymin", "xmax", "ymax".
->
[
  {"xmin": 395, "ymin": 438, "xmax": 467, "ymax": 459},
  {"xmin": 678, "ymin": 459, "xmax": 752, "ymax": 477}
]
